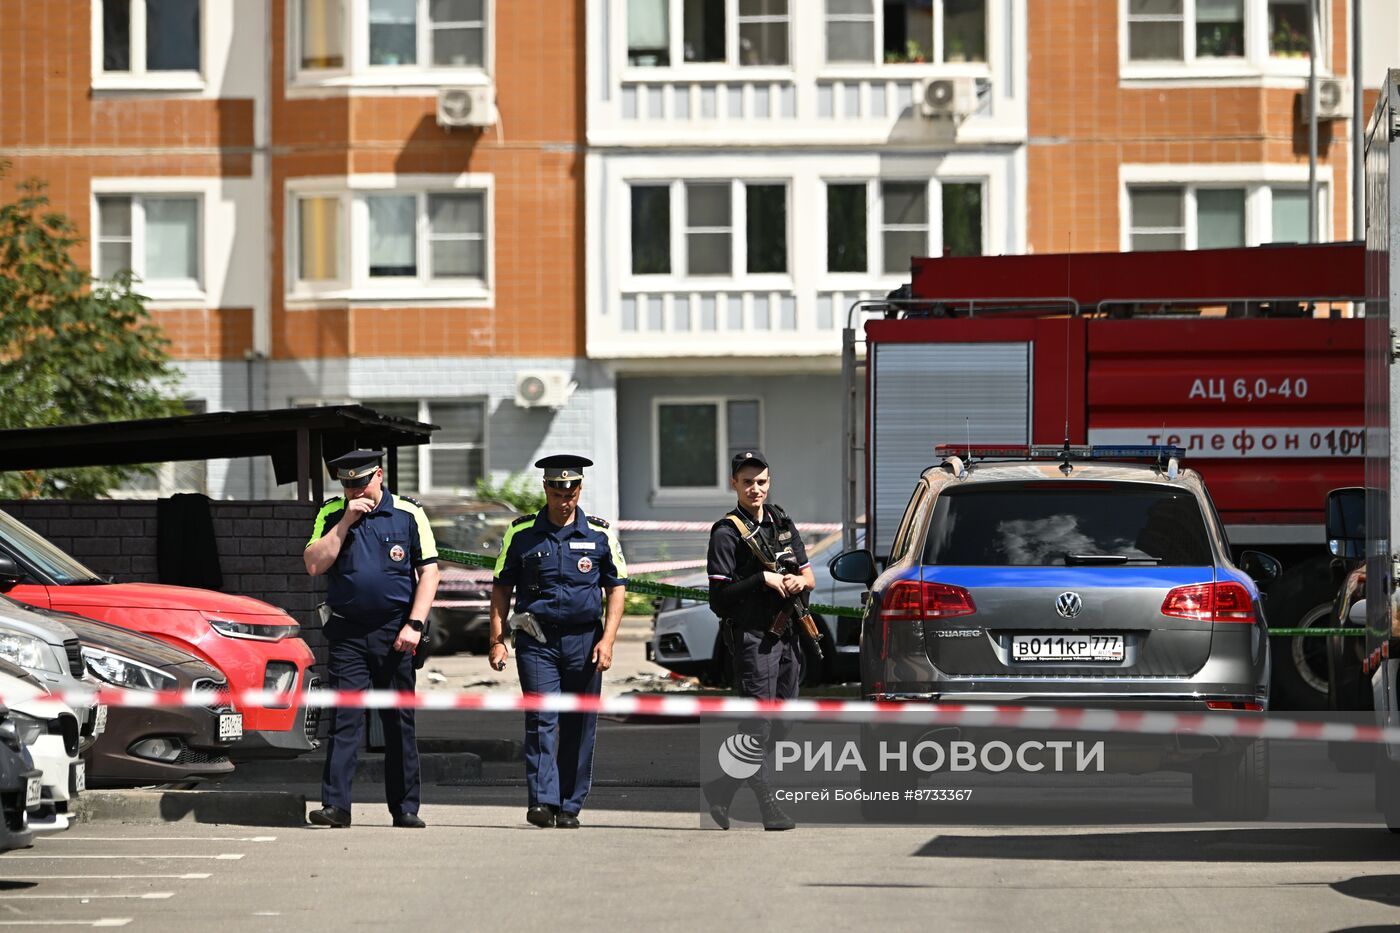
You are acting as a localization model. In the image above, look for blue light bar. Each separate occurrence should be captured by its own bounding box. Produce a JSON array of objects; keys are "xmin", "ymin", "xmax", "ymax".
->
[
  {"xmin": 1088, "ymin": 445, "xmax": 1186, "ymax": 460},
  {"xmin": 934, "ymin": 444, "xmax": 1186, "ymax": 462}
]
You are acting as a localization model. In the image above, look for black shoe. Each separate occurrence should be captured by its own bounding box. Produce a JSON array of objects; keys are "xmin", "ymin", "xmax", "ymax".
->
[
  {"xmin": 526, "ymin": 804, "xmax": 557, "ymax": 828},
  {"xmin": 308, "ymin": 806, "xmax": 352, "ymax": 828},
  {"xmin": 748, "ymin": 779, "xmax": 796, "ymax": 832},
  {"xmin": 702, "ymin": 778, "xmax": 738, "ymax": 830},
  {"xmin": 555, "ymin": 812, "xmax": 580, "ymax": 829},
  {"xmin": 393, "ymin": 812, "xmax": 426, "ymax": 828}
]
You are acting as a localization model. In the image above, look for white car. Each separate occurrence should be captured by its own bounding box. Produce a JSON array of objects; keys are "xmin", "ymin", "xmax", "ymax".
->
[
  {"xmin": 648, "ymin": 530, "xmax": 865, "ymax": 686},
  {"xmin": 0, "ymin": 597, "xmax": 104, "ymax": 755},
  {"xmin": 0, "ymin": 664, "xmax": 79, "ymax": 833}
]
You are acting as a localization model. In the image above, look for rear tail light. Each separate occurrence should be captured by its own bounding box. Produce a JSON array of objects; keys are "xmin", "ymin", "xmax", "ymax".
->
[
  {"xmin": 1160, "ymin": 582, "xmax": 1255, "ymax": 623},
  {"xmin": 879, "ymin": 580, "xmax": 976, "ymax": 624},
  {"xmin": 1205, "ymin": 700, "xmax": 1264, "ymax": 711}
]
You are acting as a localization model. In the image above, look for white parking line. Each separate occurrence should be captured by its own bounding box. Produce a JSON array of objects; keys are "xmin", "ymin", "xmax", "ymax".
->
[
  {"xmin": 0, "ymin": 921, "xmax": 132, "ymax": 928},
  {"xmin": 54, "ymin": 836, "xmax": 275, "ymax": 843},
  {"xmin": 4, "ymin": 854, "xmax": 244, "ymax": 861},
  {"xmin": 0, "ymin": 894, "xmax": 173, "ymax": 901},
  {"xmin": 0, "ymin": 875, "xmax": 211, "ymax": 881}
]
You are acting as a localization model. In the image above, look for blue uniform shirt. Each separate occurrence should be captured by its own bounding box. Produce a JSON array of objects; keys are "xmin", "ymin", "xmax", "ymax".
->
[
  {"xmin": 307, "ymin": 492, "xmax": 438, "ymax": 622},
  {"xmin": 494, "ymin": 509, "xmax": 628, "ymax": 626}
]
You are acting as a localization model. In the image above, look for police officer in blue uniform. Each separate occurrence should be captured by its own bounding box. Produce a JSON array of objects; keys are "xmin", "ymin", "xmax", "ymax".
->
[
  {"xmin": 488, "ymin": 455, "xmax": 628, "ymax": 829},
  {"xmin": 303, "ymin": 449, "xmax": 440, "ymax": 829}
]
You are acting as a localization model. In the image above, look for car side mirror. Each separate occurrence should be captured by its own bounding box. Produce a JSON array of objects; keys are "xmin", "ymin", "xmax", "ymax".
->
[
  {"xmin": 1325, "ymin": 487, "xmax": 1365, "ymax": 560},
  {"xmin": 1348, "ymin": 598, "xmax": 1367, "ymax": 627},
  {"xmin": 829, "ymin": 549, "xmax": 877, "ymax": 587},
  {"xmin": 0, "ymin": 553, "xmax": 21, "ymax": 590},
  {"xmin": 1238, "ymin": 550, "xmax": 1282, "ymax": 584}
]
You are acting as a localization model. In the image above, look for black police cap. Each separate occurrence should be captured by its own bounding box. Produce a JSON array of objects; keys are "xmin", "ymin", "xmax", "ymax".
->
[
  {"xmin": 327, "ymin": 449, "xmax": 383, "ymax": 488},
  {"xmin": 534, "ymin": 454, "xmax": 592, "ymax": 488},
  {"xmin": 731, "ymin": 449, "xmax": 769, "ymax": 476}
]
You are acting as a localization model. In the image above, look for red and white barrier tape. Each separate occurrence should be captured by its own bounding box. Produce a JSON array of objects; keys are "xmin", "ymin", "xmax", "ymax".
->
[
  {"xmin": 25, "ymin": 689, "xmax": 1400, "ymax": 746},
  {"xmin": 615, "ymin": 520, "xmax": 842, "ymax": 533},
  {"xmin": 438, "ymin": 560, "xmax": 705, "ymax": 587}
]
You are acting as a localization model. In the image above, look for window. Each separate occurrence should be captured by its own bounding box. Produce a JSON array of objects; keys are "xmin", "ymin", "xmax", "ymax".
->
[
  {"xmin": 364, "ymin": 191, "xmax": 484, "ymax": 282},
  {"xmin": 1270, "ymin": 188, "xmax": 1309, "ymax": 243},
  {"xmin": 629, "ymin": 0, "xmax": 670, "ymax": 66},
  {"xmin": 685, "ymin": 183, "xmax": 732, "ymax": 276},
  {"xmin": 826, "ymin": 0, "xmax": 875, "ymax": 64},
  {"xmin": 684, "ymin": 0, "xmax": 726, "ymax": 62},
  {"xmin": 101, "ymin": 0, "xmax": 200, "ymax": 74},
  {"xmin": 1128, "ymin": 187, "xmax": 1187, "ymax": 251},
  {"xmin": 737, "ymin": 0, "xmax": 789, "ymax": 66},
  {"xmin": 1127, "ymin": 183, "xmax": 1324, "ymax": 250},
  {"xmin": 1124, "ymin": 0, "xmax": 1316, "ymax": 67},
  {"xmin": 1268, "ymin": 0, "xmax": 1310, "ymax": 58},
  {"xmin": 881, "ymin": 181, "xmax": 928, "ymax": 275},
  {"xmin": 631, "ymin": 185, "xmax": 672, "ymax": 274},
  {"xmin": 296, "ymin": 0, "xmax": 487, "ymax": 76},
  {"xmin": 300, "ymin": 0, "xmax": 346, "ymax": 69},
  {"xmin": 827, "ymin": 183, "xmax": 868, "ymax": 273},
  {"xmin": 883, "ymin": 0, "xmax": 986, "ymax": 64},
  {"xmin": 362, "ymin": 399, "xmax": 486, "ymax": 493},
  {"xmin": 941, "ymin": 182, "xmax": 983, "ymax": 257},
  {"xmin": 298, "ymin": 197, "xmax": 342, "ymax": 281},
  {"xmin": 745, "ymin": 184, "xmax": 787, "ymax": 274},
  {"xmin": 1196, "ymin": 188, "xmax": 1246, "ymax": 249},
  {"xmin": 96, "ymin": 195, "xmax": 201, "ymax": 288},
  {"xmin": 656, "ymin": 398, "xmax": 761, "ymax": 491},
  {"xmin": 290, "ymin": 184, "xmax": 489, "ymax": 294}
]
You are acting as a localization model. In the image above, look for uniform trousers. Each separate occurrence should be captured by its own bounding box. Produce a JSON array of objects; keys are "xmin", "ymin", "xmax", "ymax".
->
[
  {"xmin": 321, "ymin": 621, "xmax": 419, "ymax": 816},
  {"xmin": 515, "ymin": 624, "xmax": 602, "ymax": 815}
]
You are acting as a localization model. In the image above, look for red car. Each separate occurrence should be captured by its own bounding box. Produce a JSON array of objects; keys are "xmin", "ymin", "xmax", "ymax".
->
[{"xmin": 0, "ymin": 509, "xmax": 317, "ymax": 760}]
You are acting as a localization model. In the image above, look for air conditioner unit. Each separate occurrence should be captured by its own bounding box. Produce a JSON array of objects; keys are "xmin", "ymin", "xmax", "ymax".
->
[
  {"xmin": 437, "ymin": 85, "xmax": 495, "ymax": 128},
  {"xmin": 515, "ymin": 370, "xmax": 574, "ymax": 409},
  {"xmin": 918, "ymin": 77, "xmax": 976, "ymax": 119},
  {"xmin": 1309, "ymin": 77, "xmax": 1351, "ymax": 121}
]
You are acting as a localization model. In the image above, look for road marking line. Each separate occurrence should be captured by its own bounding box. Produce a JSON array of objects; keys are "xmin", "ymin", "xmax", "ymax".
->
[
  {"xmin": 4, "ymin": 854, "xmax": 244, "ymax": 861},
  {"xmin": 0, "ymin": 875, "xmax": 210, "ymax": 881},
  {"xmin": 0, "ymin": 921, "xmax": 132, "ymax": 928},
  {"xmin": 0, "ymin": 894, "xmax": 173, "ymax": 901},
  {"xmin": 54, "ymin": 836, "xmax": 275, "ymax": 843}
]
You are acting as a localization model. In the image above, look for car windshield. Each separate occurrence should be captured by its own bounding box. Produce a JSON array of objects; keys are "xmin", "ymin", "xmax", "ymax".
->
[
  {"xmin": 922, "ymin": 483, "xmax": 1212, "ymax": 567},
  {"xmin": 0, "ymin": 510, "xmax": 106, "ymax": 585}
]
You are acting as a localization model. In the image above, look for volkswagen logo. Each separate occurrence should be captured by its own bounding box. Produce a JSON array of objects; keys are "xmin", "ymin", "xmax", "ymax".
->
[{"xmin": 1055, "ymin": 592, "xmax": 1083, "ymax": 619}]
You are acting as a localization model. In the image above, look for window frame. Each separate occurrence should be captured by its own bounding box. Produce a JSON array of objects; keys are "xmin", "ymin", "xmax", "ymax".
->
[
  {"xmin": 290, "ymin": 0, "xmax": 495, "ymax": 88},
  {"xmin": 359, "ymin": 397, "xmax": 488, "ymax": 494},
  {"xmin": 1118, "ymin": 0, "xmax": 1331, "ymax": 79},
  {"xmin": 651, "ymin": 395, "xmax": 765, "ymax": 497},
  {"xmin": 92, "ymin": 192, "xmax": 205, "ymax": 299},
  {"xmin": 91, "ymin": 0, "xmax": 206, "ymax": 92},
  {"xmin": 286, "ymin": 174, "xmax": 494, "ymax": 306},
  {"xmin": 1122, "ymin": 177, "xmax": 1332, "ymax": 251}
]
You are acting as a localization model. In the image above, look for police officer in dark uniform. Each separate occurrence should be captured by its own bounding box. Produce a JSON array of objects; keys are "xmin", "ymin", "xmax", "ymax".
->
[
  {"xmin": 488, "ymin": 455, "xmax": 628, "ymax": 829},
  {"xmin": 304, "ymin": 449, "xmax": 440, "ymax": 829},
  {"xmin": 703, "ymin": 450, "xmax": 813, "ymax": 831}
]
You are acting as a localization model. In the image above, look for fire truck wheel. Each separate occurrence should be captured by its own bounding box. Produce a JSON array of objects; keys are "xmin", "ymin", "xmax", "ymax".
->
[{"xmin": 1266, "ymin": 560, "xmax": 1337, "ymax": 710}]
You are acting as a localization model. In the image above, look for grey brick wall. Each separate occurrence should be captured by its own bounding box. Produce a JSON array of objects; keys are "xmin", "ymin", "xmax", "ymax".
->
[{"xmin": 1, "ymin": 500, "xmax": 331, "ymax": 667}]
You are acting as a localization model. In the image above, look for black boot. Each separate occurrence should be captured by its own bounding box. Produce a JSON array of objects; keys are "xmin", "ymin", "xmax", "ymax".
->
[
  {"xmin": 747, "ymin": 778, "xmax": 796, "ymax": 831},
  {"xmin": 702, "ymin": 777, "xmax": 741, "ymax": 830}
]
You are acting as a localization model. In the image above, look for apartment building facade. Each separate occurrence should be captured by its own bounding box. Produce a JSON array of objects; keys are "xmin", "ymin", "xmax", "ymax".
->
[
  {"xmin": 585, "ymin": 0, "xmax": 1030, "ymax": 523},
  {"xmin": 1, "ymin": 1, "xmax": 615, "ymax": 515}
]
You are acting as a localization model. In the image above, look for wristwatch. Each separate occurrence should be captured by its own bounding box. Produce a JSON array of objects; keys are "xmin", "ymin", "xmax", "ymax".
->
[{"xmin": 406, "ymin": 618, "xmax": 425, "ymax": 632}]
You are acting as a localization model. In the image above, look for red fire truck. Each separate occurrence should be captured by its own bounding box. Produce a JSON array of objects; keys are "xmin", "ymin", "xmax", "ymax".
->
[{"xmin": 840, "ymin": 242, "xmax": 1365, "ymax": 709}]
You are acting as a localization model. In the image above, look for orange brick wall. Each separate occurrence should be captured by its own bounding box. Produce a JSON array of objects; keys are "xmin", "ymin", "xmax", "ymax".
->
[
  {"xmin": 268, "ymin": 0, "xmax": 586, "ymax": 362},
  {"xmin": 1028, "ymin": 0, "xmax": 1354, "ymax": 254}
]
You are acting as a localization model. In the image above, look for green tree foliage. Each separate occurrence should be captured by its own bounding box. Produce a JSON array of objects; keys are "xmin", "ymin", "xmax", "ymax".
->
[
  {"xmin": 474, "ymin": 472, "xmax": 547, "ymax": 515},
  {"xmin": 0, "ymin": 169, "xmax": 184, "ymax": 499}
]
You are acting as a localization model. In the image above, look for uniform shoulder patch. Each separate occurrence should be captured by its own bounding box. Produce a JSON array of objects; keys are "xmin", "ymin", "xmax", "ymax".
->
[
  {"xmin": 397, "ymin": 494, "xmax": 423, "ymax": 508},
  {"xmin": 321, "ymin": 495, "xmax": 342, "ymax": 507},
  {"xmin": 511, "ymin": 513, "xmax": 537, "ymax": 527},
  {"xmin": 586, "ymin": 515, "xmax": 611, "ymax": 529}
]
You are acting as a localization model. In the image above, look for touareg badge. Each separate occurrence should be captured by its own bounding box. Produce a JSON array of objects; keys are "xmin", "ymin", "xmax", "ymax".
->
[
  {"xmin": 577, "ymin": 556, "xmax": 593, "ymax": 573},
  {"xmin": 389, "ymin": 544, "xmax": 406, "ymax": 563}
]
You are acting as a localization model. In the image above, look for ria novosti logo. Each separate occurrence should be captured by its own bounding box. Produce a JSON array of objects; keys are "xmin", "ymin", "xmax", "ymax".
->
[{"xmin": 717, "ymin": 733, "xmax": 765, "ymax": 780}]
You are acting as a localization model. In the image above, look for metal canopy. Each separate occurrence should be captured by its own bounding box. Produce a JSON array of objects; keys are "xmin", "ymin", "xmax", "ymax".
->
[{"xmin": 0, "ymin": 405, "xmax": 437, "ymax": 502}]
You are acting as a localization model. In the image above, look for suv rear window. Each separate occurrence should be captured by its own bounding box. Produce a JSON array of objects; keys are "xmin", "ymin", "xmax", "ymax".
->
[{"xmin": 922, "ymin": 483, "xmax": 1213, "ymax": 567}]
